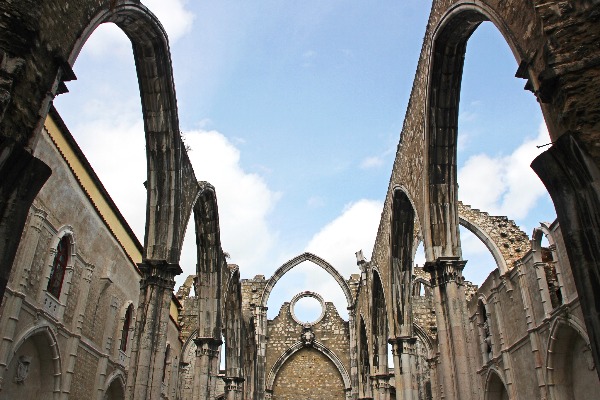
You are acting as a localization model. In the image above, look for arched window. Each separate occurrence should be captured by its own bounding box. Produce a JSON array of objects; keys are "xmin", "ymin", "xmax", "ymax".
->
[
  {"xmin": 120, "ymin": 304, "xmax": 134, "ymax": 352},
  {"xmin": 47, "ymin": 236, "xmax": 69, "ymax": 298}
]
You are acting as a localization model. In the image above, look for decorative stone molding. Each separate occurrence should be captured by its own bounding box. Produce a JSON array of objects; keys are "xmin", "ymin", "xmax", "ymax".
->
[
  {"xmin": 261, "ymin": 252, "xmax": 353, "ymax": 309},
  {"xmin": 389, "ymin": 336, "xmax": 417, "ymax": 356},
  {"xmin": 290, "ymin": 291, "xmax": 325, "ymax": 326},
  {"xmin": 137, "ymin": 260, "xmax": 182, "ymax": 290},
  {"xmin": 424, "ymin": 257, "xmax": 467, "ymax": 287}
]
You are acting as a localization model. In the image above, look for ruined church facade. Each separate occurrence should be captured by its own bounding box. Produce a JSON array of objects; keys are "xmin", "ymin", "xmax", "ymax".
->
[{"xmin": 1, "ymin": 0, "xmax": 600, "ymax": 399}]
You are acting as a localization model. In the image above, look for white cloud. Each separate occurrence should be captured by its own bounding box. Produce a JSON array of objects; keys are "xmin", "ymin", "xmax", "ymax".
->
[
  {"xmin": 82, "ymin": 0, "xmax": 194, "ymax": 58},
  {"xmin": 360, "ymin": 156, "xmax": 384, "ymax": 169},
  {"xmin": 458, "ymin": 122, "xmax": 550, "ymax": 220},
  {"xmin": 300, "ymin": 199, "xmax": 382, "ymax": 315},
  {"xmin": 62, "ymin": 97, "xmax": 147, "ymax": 242},
  {"xmin": 144, "ymin": 0, "xmax": 195, "ymax": 41},
  {"xmin": 178, "ymin": 130, "xmax": 281, "ymax": 281}
]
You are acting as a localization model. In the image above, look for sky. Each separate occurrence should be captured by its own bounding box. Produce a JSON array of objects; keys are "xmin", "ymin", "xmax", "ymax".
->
[{"xmin": 53, "ymin": 0, "xmax": 556, "ymax": 321}]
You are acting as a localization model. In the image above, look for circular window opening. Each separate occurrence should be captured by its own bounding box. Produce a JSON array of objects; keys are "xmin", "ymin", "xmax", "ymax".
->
[{"xmin": 290, "ymin": 291, "xmax": 325, "ymax": 326}]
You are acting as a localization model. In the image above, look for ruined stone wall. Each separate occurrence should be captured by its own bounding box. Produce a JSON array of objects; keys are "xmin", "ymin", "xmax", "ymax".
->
[
  {"xmin": 265, "ymin": 301, "xmax": 350, "ymax": 382},
  {"xmin": 464, "ymin": 220, "xmax": 596, "ymax": 399},
  {"xmin": 271, "ymin": 347, "xmax": 346, "ymax": 400}
]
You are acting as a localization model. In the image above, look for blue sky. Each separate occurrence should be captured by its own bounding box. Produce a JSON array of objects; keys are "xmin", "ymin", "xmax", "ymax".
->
[{"xmin": 53, "ymin": 1, "xmax": 555, "ymax": 320}]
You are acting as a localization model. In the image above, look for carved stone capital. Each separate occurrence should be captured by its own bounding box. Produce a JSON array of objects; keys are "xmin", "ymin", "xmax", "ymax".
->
[
  {"xmin": 424, "ymin": 257, "xmax": 467, "ymax": 287},
  {"xmin": 138, "ymin": 260, "xmax": 182, "ymax": 290},
  {"xmin": 370, "ymin": 373, "xmax": 391, "ymax": 389},
  {"xmin": 388, "ymin": 336, "xmax": 417, "ymax": 355},
  {"xmin": 223, "ymin": 376, "xmax": 244, "ymax": 392}
]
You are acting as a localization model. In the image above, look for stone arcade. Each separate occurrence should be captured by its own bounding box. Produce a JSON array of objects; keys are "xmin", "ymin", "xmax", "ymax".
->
[{"xmin": 0, "ymin": 0, "xmax": 600, "ymax": 399}]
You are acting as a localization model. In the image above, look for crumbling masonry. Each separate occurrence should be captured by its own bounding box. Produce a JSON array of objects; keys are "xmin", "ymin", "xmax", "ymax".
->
[{"xmin": 0, "ymin": 0, "xmax": 600, "ymax": 399}]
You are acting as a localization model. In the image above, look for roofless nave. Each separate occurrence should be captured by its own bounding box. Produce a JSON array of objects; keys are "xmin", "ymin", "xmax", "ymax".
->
[{"xmin": 0, "ymin": 1, "xmax": 599, "ymax": 399}]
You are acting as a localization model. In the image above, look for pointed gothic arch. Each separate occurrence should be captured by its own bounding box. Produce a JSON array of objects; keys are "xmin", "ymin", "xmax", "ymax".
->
[
  {"xmin": 62, "ymin": 1, "xmax": 199, "ymax": 264},
  {"xmin": 266, "ymin": 340, "xmax": 352, "ymax": 392},
  {"xmin": 260, "ymin": 252, "xmax": 353, "ymax": 309},
  {"xmin": 423, "ymin": 3, "xmax": 528, "ymax": 262}
]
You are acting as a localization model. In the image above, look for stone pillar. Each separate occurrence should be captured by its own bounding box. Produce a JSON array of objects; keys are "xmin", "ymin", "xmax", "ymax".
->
[
  {"xmin": 389, "ymin": 337, "xmax": 417, "ymax": 400},
  {"xmin": 348, "ymin": 307, "xmax": 359, "ymax": 400},
  {"xmin": 370, "ymin": 374, "xmax": 391, "ymax": 400},
  {"xmin": 192, "ymin": 338, "xmax": 221, "ymax": 400},
  {"xmin": 96, "ymin": 295, "xmax": 120, "ymax": 399},
  {"xmin": 489, "ymin": 281, "xmax": 517, "ymax": 399},
  {"xmin": 424, "ymin": 257, "xmax": 474, "ymax": 400},
  {"xmin": 125, "ymin": 261, "xmax": 181, "ymax": 400},
  {"xmin": 223, "ymin": 376, "xmax": 244, "ymax": 400},
  {"xmin": 61, "ymin": 262, "xmax": 94, "ymax": 399},
  {"xmin": 0, "ymin": 206, "xmax": 47, "ymax": 390},
  {"xmin": 515, "ymin": 262, "xmax": 548, "ymax": 399},
  {"xmin": 426, "ymin": 356, "xmax": 440, "ymax": 400},
  {"xmin": 254, "ymin": 305, "xmax": 268, "ymax": 400}
]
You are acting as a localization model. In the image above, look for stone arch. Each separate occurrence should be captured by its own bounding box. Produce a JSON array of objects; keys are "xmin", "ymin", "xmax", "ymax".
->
[
  {"xmin": 104, "ymin": 370, "xmax": 126, "ymax": 400},
  {"xmin": 260, "ymin": 252, "xmax": 353, "ymax": 309},
  {"xmin": 358, "ymin": 315, "xmax": 371, "ymax": 398},
  {"xmin": 178, "ymin": 329, "xmax": 199, "ymax": 400},
  {"xmin": 194, "ymin": 182, "xmax": 224, "ymax": 340},
  {"xmin": 61, "ymin": 1, "xmax": 198, "ymax": 264},
  {"xmin": 413, "ymin": 323, "xmax": 435, "ymax": 360},
  {"xmin": 371, "ymin": 269, "xmax": 388, "ymax": 372},
  {"xmin": 1, "ymin": 323, "xmax": 62, "ymax": 399},
  {"xmin": 424, "ymin": 2, "xmax": 530, "ymax": 261},
  {"xmin": 532, "ymin": 223, "xmax": 565, "ymax": 310},
  {"xmin": 485, "ymin": 368, "xmax": 509, "ymax": 400},
  {"xmin": 546, "ymin": 317, "xmax": 600, "ymax": 400},
  {"xmin": 413, "ymin": 323, "xmax": 436, "ymax": 399},
  {"xmin": 390, "ymin": 187, "xmax": 418, "ymax": 337},
  {"xmin": 458, "ymin": 217, "xmax": 508, "ymax": 275},
  {"xmin": 412, "ymin": 277, "xmax": 431, "ymax": 297},
  {"xmin": 223, "ymin": 264, "xmax": 244, "ymax": 380},
  {"xmin": 266, "ymin": 340, "xmax": 351, "ymax": 392}
]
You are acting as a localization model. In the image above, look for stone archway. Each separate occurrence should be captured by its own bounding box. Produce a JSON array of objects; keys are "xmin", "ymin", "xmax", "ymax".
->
[
  {"xmin": 260, "ymin": 252, "xmax": 353, "ymax": 309},
  {"xmin": 0, "ymin": 325, "xmax": 61, "ymax": 400},
  {"xmin": 267, "ymin": 340, "xmax": 351, "ymax": 400},
  {"xmin": 546, "ymin": 318, "xmax": 600, "ymax": 400},
  {"xmin": 485, "ymin": 369, "xmax": 508, "ymax": 400},
  {"xmin": 104, "ymin": 373, "xmax": 126, "ymax": 400}
]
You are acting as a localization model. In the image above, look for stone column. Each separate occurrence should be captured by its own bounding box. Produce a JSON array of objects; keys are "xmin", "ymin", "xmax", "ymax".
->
[
  {"xmin": 424, "ymin": 257, "xmax": 474, "ymax": 400},
  {"xmin": 61, "ymin": 262, "xmax": 94, "ymax": 399},
  {"xmin": 0, "ymin": 206, "xmax": 46, "ymax": 391},
  {"xmin": 254, "ymin": 305, "xmax": 268, "ymax": 400},
  {"xmin": 426, "ymin": 356, "xmax": 440, "ymax": 400},
  {"xmin": 389, "ymin": 337, "xmax": 417, "ymax": 400},
  {"xmin": 515, "ymin": 262, "xmax": 548, "ymax": 399},
  {"xmin": 192, "ymin": 338, "xmax": 222, "ymax": 400},
  {"xmin": 223, "ymin": 376, "xmax": 244, "ymax": 400},
  {"xmin": 489, "ymin": 281, "xmax": 517, "ymax": 399},
  {"xmin": 370, "ymin": 374, "xmax": 390, "ymax": 400},
  {"xmin": 125, "ymin": 261, "xmax": 181, "ymax": 400},
  {"xmin": 96, "ymin": 295, "xmax": 120, "ymax": 399},
  {"xmin": 348, "ymin": 307, "xmax": 359, "ymax": 400}
]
